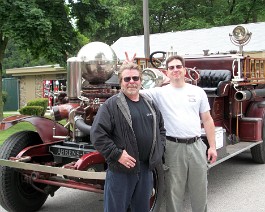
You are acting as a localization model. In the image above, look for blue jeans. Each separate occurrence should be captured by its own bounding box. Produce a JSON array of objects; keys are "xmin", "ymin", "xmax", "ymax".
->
[{"xmin": 104, "ymin": 162, "xmax": 153, "ymax": 212}]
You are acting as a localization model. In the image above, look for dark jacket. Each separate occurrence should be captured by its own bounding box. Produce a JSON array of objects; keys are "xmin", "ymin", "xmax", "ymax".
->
[{"xmin": 90, "ymin": 92, "xmax": 166, "ymax": 173}]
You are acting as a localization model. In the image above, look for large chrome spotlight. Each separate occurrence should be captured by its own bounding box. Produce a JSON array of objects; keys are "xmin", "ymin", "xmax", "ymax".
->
[
  {"xmin": 229, "ymin": 25, "xmax": 252, "ymax": 54},
  {"xmin": 142, "ymin": 68, "xmax": 168, "ymax": 89}
]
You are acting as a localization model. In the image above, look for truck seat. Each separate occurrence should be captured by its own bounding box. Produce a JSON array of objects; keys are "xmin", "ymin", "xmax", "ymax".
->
[{"xmin": 197, "ymin": 69, "xmax": 231, "ymax": 96}]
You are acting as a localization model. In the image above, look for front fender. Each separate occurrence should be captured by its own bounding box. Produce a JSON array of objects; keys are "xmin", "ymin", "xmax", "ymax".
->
[{"xmin": 0, "ymin": 115, "xmax": 69, "ymax": 143}]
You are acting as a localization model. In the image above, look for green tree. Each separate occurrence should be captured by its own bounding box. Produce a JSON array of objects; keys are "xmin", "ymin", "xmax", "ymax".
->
[
  {"xmin": 70, "ymin": 0, "xmax": 265, "ymax": 45},
  {"xmin": 68, "ymin": 0, "xmax": 114, "ymax": 44},
  {"xmin": 0, "ymin": 0, "xmax": 79, "ymax": 119},
  {"xmin": 3, "ymin": 33, "xmax": 89, "ymax": 71},
  {"xmin": 3, "ymin": 39, "xmax": 51, "ymax": 70},
  {"xmin": 148, "ymin": 0, "xmax": 265, "ymax": 31}
]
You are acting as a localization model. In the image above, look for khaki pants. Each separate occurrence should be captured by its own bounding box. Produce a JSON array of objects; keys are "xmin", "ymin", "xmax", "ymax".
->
[{"xmin": 165, "ymin": 138, "xmax": 208, "ymax": 212}]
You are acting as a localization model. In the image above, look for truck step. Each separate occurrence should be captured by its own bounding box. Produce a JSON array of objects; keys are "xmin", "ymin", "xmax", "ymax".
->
[{"xmin": 208, "ymin": 141, "xmax": 262, "ymax": 169}]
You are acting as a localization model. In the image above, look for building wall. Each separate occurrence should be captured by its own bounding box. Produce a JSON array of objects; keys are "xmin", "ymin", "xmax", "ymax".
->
[
  {"xmin": 19, "ymin": 73, "xmax": 66, "ymax": 108},
  {"xmin": 6, "ymin": 65, "xmax": 67, "ymax": 109},
  {"xmin": 19, "ymin": 77, "xmax": 27, "ymax": 108}
]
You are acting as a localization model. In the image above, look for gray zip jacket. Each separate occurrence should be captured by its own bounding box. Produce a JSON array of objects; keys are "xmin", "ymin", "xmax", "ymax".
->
[{"xmin": 90, "ymin": 92, "xmax": 166, "ymax": 173}]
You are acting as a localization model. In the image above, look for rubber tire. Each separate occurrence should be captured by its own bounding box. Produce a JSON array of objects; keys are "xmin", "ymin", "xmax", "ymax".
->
[
  {"xmin": 251, "ymin": 120, "xmax": 265, "ymax": 163},
  {"xmin": 0, "ymin": 131, "xmax": 48, "ymax": 212},
  {"xmin": 150, "ymin": 164, "xmax": 165, "ymax": 212}
]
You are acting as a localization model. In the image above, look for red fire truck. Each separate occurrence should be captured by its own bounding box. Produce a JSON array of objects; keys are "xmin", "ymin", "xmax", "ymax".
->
[{"xmin": 0, "ymin": 25, "xmax": 265, "ymax": 212}]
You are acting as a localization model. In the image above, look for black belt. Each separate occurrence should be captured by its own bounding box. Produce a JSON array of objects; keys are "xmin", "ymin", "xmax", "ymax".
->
[{"xmin": 166, "ymin": 136, "xmax": 200, "ymax": 144}]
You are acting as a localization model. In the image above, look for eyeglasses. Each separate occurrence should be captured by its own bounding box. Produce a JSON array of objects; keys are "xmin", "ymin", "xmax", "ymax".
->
[
  {"xmin": 123, "ymin": 76, "xmax": 140, "ymax": 82},
  {"xmin": 168, "ymin": 65, "xmax": 183, "ymax": 70}
]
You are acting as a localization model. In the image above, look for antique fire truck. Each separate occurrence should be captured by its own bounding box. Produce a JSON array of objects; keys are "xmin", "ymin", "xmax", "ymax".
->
[{"xmin": 1, "ymin": 25, "xmax": 265, "ymax": 212}]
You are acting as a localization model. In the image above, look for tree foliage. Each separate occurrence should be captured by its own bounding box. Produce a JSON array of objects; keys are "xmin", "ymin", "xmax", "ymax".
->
[
  {"xmin": 0, "ymin": 0, "xmax": 80, "ymax": 119},
  {"xmin": 69, "ymin": 0, "xmax": 265, "ymax": 44},
  {"xmin": 3, "ymin": 40, "xmax": 51, "ymax": 70}
]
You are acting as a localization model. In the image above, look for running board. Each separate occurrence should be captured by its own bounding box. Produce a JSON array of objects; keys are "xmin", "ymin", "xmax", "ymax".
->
[
  {"xmin": 0, "ymin": 159, "xmax": 106, "ymax": 180},
  {"xmin": 208, "ymin": 141, "xmax": 263, "ymax": 169}
]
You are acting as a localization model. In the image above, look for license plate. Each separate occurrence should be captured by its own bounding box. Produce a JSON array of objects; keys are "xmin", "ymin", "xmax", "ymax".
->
[{"xmin": 49, "ymin": 145, "xmax": 91, "ymax": 159}]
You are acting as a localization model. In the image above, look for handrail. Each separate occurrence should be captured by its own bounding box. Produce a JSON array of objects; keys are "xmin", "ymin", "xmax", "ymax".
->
[{"xmin": 243, "ymin": 57, "xmax": 265, "ymax": 82}]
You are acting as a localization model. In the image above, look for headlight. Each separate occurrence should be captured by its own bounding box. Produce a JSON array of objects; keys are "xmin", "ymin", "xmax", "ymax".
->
[
  {"xmin": 230, "ymin": 25, "xmax": 252, "ymax": 45},
  {"xmin": 142, "ymin": 68, "xmax": 166, "ymax": 89}
]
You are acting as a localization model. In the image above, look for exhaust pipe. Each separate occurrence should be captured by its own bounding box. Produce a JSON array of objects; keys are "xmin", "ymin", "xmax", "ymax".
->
[{"xmin": 234, "ymin": 89, "xmax": 265, "ymax": 101}]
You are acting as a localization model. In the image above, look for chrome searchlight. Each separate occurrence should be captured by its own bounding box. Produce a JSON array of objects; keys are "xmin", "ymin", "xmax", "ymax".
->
[{"xmin": 229, "ymin": 25, "xmax": 252, "ymax": 55}]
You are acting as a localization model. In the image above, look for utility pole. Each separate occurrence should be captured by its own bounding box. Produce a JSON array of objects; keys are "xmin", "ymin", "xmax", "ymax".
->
[{"xmin": 143, "ymin": 0, "xmax": 150, "ymax": 59}]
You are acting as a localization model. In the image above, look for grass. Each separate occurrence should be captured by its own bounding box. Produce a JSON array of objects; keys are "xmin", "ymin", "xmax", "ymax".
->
[
  {"xmin": 0, "ymin": 114, "xmax": 36, "ymax": 145},
  {"xmin": 0, "ymin": 113, "xmax": 67, "ymax": 145},
  {"xmin": 0, "ymin": 123, "xmax": 35, "ymax": 145}
]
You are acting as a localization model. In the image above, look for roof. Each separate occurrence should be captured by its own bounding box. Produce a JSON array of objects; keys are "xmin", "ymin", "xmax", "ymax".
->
[
  {"xmin": 111, "ymin": 22, "xmax": 265, "ymax": 61},
  {"xmin": 6, "ymin": 64, "xmax": 66, "ymax": 76}
]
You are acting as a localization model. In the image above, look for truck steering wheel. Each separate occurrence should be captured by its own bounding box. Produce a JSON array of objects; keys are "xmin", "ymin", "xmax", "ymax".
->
[{"xmin": 149, "ymin": 51, "xmax": 167, "ymax": 68}]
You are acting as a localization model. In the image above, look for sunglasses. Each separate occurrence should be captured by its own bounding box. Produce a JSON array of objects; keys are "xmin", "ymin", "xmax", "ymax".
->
[
  {"xmin": 123, "ymin": 76, "xmax": 140, "ymax": 82},
  {"xmin": 168, "ymin": 65, "xmax": 183, "ymax": 70}
]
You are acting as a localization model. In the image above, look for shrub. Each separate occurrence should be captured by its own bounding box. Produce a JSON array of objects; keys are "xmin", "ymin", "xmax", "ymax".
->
[
  {"xmin": 26, "ymin": 98, "xmax": 48, "ymax": 116},
  {"xmin": 2, "ymin": 91, "xmax": 8, "ymax": 105},
  {"xmin": 19, "ymin": 106, "xmax": 43, "ymax": 116},
  {"xmin": 18, "ymin": 98, "xmax": 48, "ymax": 116}
]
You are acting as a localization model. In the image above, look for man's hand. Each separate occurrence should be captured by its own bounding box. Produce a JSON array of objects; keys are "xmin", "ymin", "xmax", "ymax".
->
[
  {"xmin": 122, "ymin": 52, "xmax": 136, "ymax": 64},
  {"xmin": 118, "ymin": 150, "xmax": 136, "ymax": 168},
  {"xmin": 207, "ymin": 147, "xmax": 217, "ymax": 164}
]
